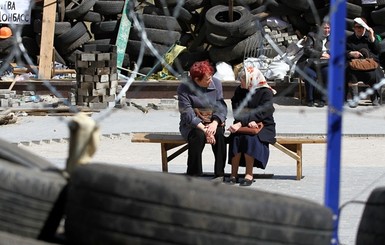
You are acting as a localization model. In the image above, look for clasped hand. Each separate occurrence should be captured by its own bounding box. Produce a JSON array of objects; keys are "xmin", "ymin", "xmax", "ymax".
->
[
  {"xmin": 227, "ymin": 121, "xmax": 262, "ymax": 133},
  {"xmin": 205, "ymin": 121, "xmax": 217, "ymax": 145}
]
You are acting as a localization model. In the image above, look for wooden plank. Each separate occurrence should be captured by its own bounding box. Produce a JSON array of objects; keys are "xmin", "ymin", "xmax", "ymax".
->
[
  {"xmin": 38, "ymin": 0, "xmax": 57, "ymax": 79},
  {"xmin": 131, "ymin": 132, "xmax": 326, "ymax": 144},
  {"xmin": 272, "ymin": 142, "xmax": 300, "ymax": 161},
  {"xmin": 115, "ymin": 0, "xmax": 131, "ymax": 70}
]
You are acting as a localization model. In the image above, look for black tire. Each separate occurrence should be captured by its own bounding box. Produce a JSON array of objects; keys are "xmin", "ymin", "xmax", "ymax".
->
[
  {"xmin": 173, "ymin": 50, "xmax": 209, "ymax": 70},
  {"xmin": 205, "ymin": 5, "xmax": 256, "ymax": 38},
  {"xmin": 142, "ymin": 5, "xmax": 163, "ymax": 15},
  {"xmin": 206, "ymin": 31, "xmax": 244, "ymax": 47},
  {"xmin": 65, "ymin": 0, "xmax": 97, "ymax": 20},
  {"xmin": 346, "ymin": 2, "xmax": 362, "ymax": 19},
  {"xmin": 356, "ymin": 187, "xmax": 385, "ymax": 245},
  {"xmin": 54, "ymin": 21, "xmax": 72, "ymax": 36},
  {"xmin": 209, "ymin": 31, "xmax": 263, "ymax": 63},
  {"xmin": 138, "ymin": 14, "xmax": 182, "ymax": 32},
  {"xmin": 55, "ymin": 21, "xmax": 88, "ymax": 47},
  {"xmin": 90, "ymin": 20, "xmax": 119, "ymax": 35},
  {"xmin": 65, "ymin": 164, "xmax": 333, "ymax": 245},
  {"xmin": 126, "ymin": 39, "xmax": 171, "ymax": 58},
  {"xmin": 183, "ymin": 0, "xmax": 208, "ymax": 11},
  {"xmin": 93, "ymin": 0, "xmax": 125, "ymax": 16},
  {"xmin": 371, "ymin": 6, "xmax": 385, "ymax": 26},
  {"xmin": 78, "ymin": 11, "xmax": 103, "ymax": 23},
  {"xmin": 169, "ymin": 6, "xmax": 195, "ymax": 24},
  {"xmin": 129, "ymin": 27, "xmax": 181, "ymax": 45},
  {"xmin": 0, "ymin": 160, "xmax": 67, "ymax": 239},
  {"xmin": 60, "ymin": 31, "xmax": 92, "ymax": 54}
]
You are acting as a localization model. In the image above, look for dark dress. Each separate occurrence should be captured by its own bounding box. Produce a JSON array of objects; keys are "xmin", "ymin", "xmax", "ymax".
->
[{"xmin": 228, "ymin": 86, "xmax": 276, "ymax": 169}]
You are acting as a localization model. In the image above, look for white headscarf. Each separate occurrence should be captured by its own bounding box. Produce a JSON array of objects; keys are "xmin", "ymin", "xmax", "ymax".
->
[{"xmin": 239, "ymin": 60, "xmax": 277, "ymax": 94}]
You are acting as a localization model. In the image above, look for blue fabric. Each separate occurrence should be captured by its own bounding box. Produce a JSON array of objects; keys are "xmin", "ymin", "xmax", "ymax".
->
[
  {"xmin": 304, "ymin": 66, "xmax": 328, "ymax": 102},
  {"xmin": 228, "ymin": 133, "xmax": 270, "ymax": 169}
]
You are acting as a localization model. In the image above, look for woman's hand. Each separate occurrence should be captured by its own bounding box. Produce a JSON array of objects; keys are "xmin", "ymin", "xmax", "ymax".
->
[
  {"xmin": 227, "ymin": 122, "xmax": 242, "ymax": 133},
  {"xmin": 321, "ymin": 53, "xmax": 330, "ymax": 59},
  {"xmin": 248, "ymin": 121, "xmax": 263, "ymax": 129},
  {"xmin": 367, "ymin": 27, "xmax": 376, "ymax": 42},
  {"xmin": 206, "ymin": 134, "xmax": 216, "ymax": 145},
  {"xmin": 349, "ymin": 51, "xmax": 362, "ymax": 59},
  {"xmin": 205, "ymin": 120, "xmax": 218, "ymax": 136}
]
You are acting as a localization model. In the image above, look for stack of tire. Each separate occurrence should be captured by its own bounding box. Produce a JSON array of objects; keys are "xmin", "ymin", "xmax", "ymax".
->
[
  {"xmin": 127, "ymin": 11, "xmax": 183, "ymax": 75},
  {"xmin": 0, "ymin": 138, "xmax": 67, "ymax": 244},
  {"xmin": 8, "ymin": 0, "xmax": 385, "ymax": 72},
  {"xmin": 205, "ymin": 5, "xmax": 261, "ymax": 64},
  {"xmin": 64, "ymin": 163, "xmax": 334, "ymax": 245}
]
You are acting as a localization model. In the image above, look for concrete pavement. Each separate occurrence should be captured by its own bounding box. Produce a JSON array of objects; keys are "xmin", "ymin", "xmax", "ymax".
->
[{"xmin": 3, "ymin": 98, "xmax": 385, "ymax": 244}]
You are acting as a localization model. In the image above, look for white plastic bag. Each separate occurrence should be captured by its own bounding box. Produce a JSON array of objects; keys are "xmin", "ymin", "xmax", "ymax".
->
[{"xmin": 213, "ymin": 62, "xmax": 235, "ymax": 81}]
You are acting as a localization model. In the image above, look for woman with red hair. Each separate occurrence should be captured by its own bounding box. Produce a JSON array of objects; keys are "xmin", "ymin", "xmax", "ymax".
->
[{"xmin": 177, "ymin": 60, "xmax": 228, "ymax": 181}]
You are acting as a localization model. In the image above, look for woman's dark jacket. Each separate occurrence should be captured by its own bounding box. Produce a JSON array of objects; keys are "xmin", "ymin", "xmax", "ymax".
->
[
  {"xmin": 297, "ymin": 31, "xmax": 330, "ymax": 70},
  {"xmin": 231, "ymin": 86, "xmax": 276, "ymax": 144},
  {"xmin": 346, "ymin": 32, "xmax": 381, "ymax": 62}
]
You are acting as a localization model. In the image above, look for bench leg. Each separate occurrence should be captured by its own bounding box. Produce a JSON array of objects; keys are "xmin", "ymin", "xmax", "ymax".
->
[
  {"xmin": 160, "ymin": 143, "xmax": 168, "ymax": 172},
  {"xmin": 284, "ymin": 144, "xmax": 302, "ymax": 180},
  {"xmin": 296, "ymin": 144, "xmax": 303, "ymax": 180},
  {"xmin": 272, "ymin": 143, "xmax": 302, "ymax": 180}
]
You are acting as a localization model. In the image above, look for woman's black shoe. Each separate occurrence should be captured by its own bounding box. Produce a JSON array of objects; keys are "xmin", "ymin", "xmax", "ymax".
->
[
  {"xmin": 316, "ymin": 101, "xmax": 325, "ymax": 108},
  {"xmin": 239, "ymin": 178, "xmax": 253, "ymax": 187},
  {"xmin": 227, "ymin": 176, "xmax": 238, "ymax": 185}
]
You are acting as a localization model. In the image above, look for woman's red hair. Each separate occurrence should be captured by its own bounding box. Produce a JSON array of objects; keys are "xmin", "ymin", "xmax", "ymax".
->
[{"xmin": 189, "ymin": 60, "xmax": 214, "ymax": 81}]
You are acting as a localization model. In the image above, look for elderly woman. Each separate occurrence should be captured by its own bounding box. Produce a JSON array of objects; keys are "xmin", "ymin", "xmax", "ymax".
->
[
  {"xmin": 227, "ymin": 61, "xmax": 276, "ymax": 186},
  {"xmin": 346, "ymin": 17, "xmax": 384, "ymax": 106},
  {"xmin": 177, "ymin": 60, "xmax": 228, "ymax": 181}
]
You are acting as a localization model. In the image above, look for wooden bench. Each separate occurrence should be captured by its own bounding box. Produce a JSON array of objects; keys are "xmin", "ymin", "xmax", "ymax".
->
[{"xmin": 131, "ymin": 132, "xmax": 326, "ymax": 180}]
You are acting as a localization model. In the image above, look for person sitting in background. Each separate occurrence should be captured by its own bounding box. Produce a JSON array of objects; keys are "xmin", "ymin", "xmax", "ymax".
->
[
  {"xmin": 227, "ymin": 61, "xmax": 276, "ymax": 187},
  {"xmin": 177, "ymin": 60, "xmax": 228, "ymax": 181},
  {"xmin": 297, "ymin": 22, "xmax": 331, "ymax": 107},
  {"xmin": 346, "ymin": 17, "xmax": 384, "ymax": 107}
]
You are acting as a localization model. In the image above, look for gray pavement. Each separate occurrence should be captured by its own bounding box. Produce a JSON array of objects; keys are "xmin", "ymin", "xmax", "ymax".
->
[
  {"xmin": 2, "ymin": 98, "xmax": 385, "ymax": 143},
  {"xmin": 3, "ymin": 98, "xmax": 385, "ymax": 244}
]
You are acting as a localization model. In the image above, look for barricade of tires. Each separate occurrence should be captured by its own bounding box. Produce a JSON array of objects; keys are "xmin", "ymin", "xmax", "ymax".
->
[
  {"xmin": 1, "ymin": 0, "xmax": 385, "ymax": 73},
  {"xmin": 4, "ymin": 137, "xmax": 385, "ymax": 244},
  {"xmin": 0, "ymin": 138, "xmax": 67, "ymax": 243},
  {"xmin": 64, "ymin": 163, "xmax": 334, "ymax": 245}
]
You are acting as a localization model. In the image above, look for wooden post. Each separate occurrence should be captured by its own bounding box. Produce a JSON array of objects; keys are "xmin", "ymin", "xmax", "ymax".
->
[{"xmin": 38, "ymin": 0, "xmax": 56, "ymax": 79}]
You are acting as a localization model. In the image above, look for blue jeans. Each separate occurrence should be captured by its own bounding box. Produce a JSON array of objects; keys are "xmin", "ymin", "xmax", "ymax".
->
[{"xmin": 304, "ymin": 66, "xmax": 328, "ymax": 103}]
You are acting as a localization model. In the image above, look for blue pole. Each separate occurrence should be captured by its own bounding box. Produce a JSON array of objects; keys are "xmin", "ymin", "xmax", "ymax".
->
[{"xmin": 325, "ymin": 0, "xmax": 346, "ymax": 244}]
